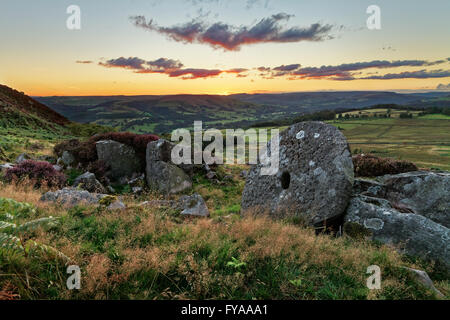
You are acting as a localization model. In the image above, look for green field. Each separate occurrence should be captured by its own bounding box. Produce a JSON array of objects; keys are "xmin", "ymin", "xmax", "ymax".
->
[{"xmin": 328, "ymin": 117, "xmax": 450, "ymax": 170}]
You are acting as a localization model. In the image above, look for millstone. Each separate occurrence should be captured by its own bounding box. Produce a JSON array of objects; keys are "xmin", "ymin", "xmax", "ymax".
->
[{"xmin": 241, "ymin": 121, "xmax": 354, "ymax": 226}]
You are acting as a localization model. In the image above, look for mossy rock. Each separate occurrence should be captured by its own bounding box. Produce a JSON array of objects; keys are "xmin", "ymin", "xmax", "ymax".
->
[
  {"xmin": 99, "ymin": 195, "xmax": 118, "ymax": 207},
  {"xmin": 343, "ymin": 222, "xmax": 372, "ymax": 240}
]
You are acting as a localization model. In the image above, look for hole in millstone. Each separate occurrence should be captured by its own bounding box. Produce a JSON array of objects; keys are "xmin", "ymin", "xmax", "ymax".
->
[{"xmin": 280, "ymin": 171, "xmax": 291, "ymax": 189}]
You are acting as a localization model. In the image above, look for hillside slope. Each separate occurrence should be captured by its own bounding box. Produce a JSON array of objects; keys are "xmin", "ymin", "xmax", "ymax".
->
[
  {"xmin": 37, "ymin": 95, "xmax": 283, "ymax": 133},
  {"xmin": 37, "ymin": 91, "xmax": 450, "ymax": 134},
  {"xmin": 0, "ymin": 85, "xmax": 70, "ymax": 126},
  {"xmin": 0, "ymin": 84, "xmax": 74, "ymax": 162}
]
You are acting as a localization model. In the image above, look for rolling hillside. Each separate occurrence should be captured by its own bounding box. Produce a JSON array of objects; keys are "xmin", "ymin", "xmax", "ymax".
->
[
  {"xmin": 0, "ymin": 84, "xmax": 74, "ymax": 161},
  {"xmin": 37, "ymin": 95, "xmax": 292, "ymax": 133},
  {"xmin": 36, "ymin": 91, "xmax": 450, "ymax": 134}
]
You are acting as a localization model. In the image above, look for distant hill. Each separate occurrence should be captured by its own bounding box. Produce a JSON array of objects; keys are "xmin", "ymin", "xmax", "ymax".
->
[
  {"xmin": 37, "ymin": 94, "xmax": 285, "ymax": 133},
  {"xmin": 36, "ymin": 91, "xmax": 450, "ymax": 134},
  {"xmin": 229, "ymin": 91, "xmax": 446, "ymax": 109},
  {"xmin": 0, "ymin": 84, "xmax": 70, "ymax": 131}
]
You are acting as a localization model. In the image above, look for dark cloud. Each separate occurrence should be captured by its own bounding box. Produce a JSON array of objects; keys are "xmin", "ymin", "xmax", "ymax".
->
[
  {"xmin": 259, "ymin": 59, "xmax": 450, "ymax": 81},
  {"xmin": 76, "ymin": 60, "xmax": 93, "ymax": 64},
  {"xmin": 99, "ymin": 57, "xmax": 147, "ymax": 70},
  {"xmin": 99, "ymin": 57, "xmax": 184, "ymax": 73},
  {"xmin": 98, "ymin": 56, "xmax": 248, "ymax": 79},
  {"xmin": 362, "ymin": 69, "xmax": 450, "ymax": 80},
  {"xmin": 273, "ymin": 64, "xmax": 301, "ymax": 72},
  {"xmin": 130, "ymin": 13, "xmax": 334, "ymax": 51}
]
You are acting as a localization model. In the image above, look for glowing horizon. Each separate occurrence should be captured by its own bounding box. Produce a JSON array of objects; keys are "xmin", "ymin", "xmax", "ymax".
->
[{"xmin": 1, "ymin": 0, "xmax": 449, "ymax": 96}]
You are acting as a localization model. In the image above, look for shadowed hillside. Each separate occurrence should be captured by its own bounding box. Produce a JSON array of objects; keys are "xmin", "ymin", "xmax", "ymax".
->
[{"xmin": 0, "ymin": 84, "xmax": 70, "ymax": 128}]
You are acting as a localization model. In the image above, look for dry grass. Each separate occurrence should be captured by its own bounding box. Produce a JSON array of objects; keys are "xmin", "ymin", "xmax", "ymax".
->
[{"xmin": 0, "ymin": 181, "xmax": 447, "ymax": 300}]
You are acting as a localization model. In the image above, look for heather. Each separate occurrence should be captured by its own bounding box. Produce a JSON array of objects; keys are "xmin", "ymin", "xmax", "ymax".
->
[{"xmin": 5, "ymin": 160, "xmax": 66, "ymax": 188}]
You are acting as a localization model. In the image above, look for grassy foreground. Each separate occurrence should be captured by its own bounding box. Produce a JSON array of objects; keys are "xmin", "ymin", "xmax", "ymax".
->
[{"xmin": 0, "ymin": 178, "xmax": 448, "ymax": 300}]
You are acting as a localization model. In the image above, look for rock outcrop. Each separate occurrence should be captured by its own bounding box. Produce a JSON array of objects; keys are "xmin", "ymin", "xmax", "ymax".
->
[
  {"xmin": 96, "ymin": 140, "xmax": 142, "ymax": 182},
  {"xmin": 73, "ymin": 172, "xmax": 106, "ymax": 194},
  {"xmin": 241, "ymin": 121, "xmax": 354, "ymax": 226},
  {"xmin": 61, "ymin": 151, "xmax": 75, "ymax": 167},
  {"xmin": 178, "ymin": 193, "xmax": 210, "ymax": 217},
  {"xmin": 377, "ymin": 171, "xmax": 449, "ymax": 228},
  {"xmin": 146, "ymin": 139, "xmax": 192, "ymax": 195},
  {"xmin": 40, "ymin": 188, "xmax": 108, "ymax": 207},
  {"xmin": 15, "ymin": 153, "xmax": 30, "ymax": 164},
  {"xmin": 139, "ymin": 193, "xmax": 209, "ymax": 217},
  {"xmin": 344, "ymin": 195, "xmax": 450, "ymax": 269}
]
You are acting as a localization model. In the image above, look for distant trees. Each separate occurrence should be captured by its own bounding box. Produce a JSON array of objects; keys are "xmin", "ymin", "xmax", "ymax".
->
[{"xmin": 399, "ymin": 113, "xmax": 413, "ymax": 119}]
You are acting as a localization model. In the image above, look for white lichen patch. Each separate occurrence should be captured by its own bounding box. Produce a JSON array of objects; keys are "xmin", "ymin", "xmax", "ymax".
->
[
  {"xmin": 314, "ymin": 167, "xmax": 324, "ymax": 176},
  {"xmin": 296, "ymin": 130, "xmax": 305, "ymax": 139},
  {"xmin": 314, "ymin": 133, "xmax": 320, "ymax": 139},
  {"xmin": 364, "ymin": 218, "xmax": 384, "ymax": 230},
  {"xmin": 309, "ymin": 160, "xmax": 315, "ymax": 167}
]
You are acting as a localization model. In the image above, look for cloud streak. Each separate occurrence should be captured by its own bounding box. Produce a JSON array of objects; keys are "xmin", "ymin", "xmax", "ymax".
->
[
  {"xmin": 258, "ymin": 59, "xmax": 450, "ymax": 80},
  {"xmin": 98, "ymin": 57, "xmax": 248, "ymax": 80},
  {"xmin": 362, "ymin": 69, "xmax": 450, "ymax": 80},
  {"xmin": 98, "ymin": 57, "xmax": 450, "ymax": 81},
  {"xmin": 129, "ymin": 13, "xmax": 334, "ymax": 51}
]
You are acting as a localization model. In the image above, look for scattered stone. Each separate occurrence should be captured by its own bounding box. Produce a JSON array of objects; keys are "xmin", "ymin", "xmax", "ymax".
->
[
  {"xmin": 178, "ymin": 193, "xmax": 210, "ymax": 217},
  {"xmin": 206, "ymin": 171, "xmax": 217, "ymax": 180},
  {"xmin": 223, "ymin": 175, "xmax": 233, "ymax": 181},
  {"xmin": 52, "ymin": 165, "xmax": 63, "ymax": 172},
  {"xmin": 128, "ymin": 173, "xmax": 145, "ymax": 187},
  {"xmin": 96, "ymin": 140, "xmax": 142, "ymax": 182},
  {"xmin": 106, "ymin": 185, "xmax": 116, "ymax": 194},
  {"xmin": 107, "ymin": 200, "xmax": 126, "ymax": 211},
  {"xmin": 139, "ymin": 194, "xmax": 209, "ymax": 217},
  {"xmin": 241, "ymin": 121, "xmax": 354, "ymax": 226},
  {"xmin": 146, "ymin": 139, "xmax": 192, "ymax": 194},
  {"xmin": 61, "ymin": 151, "xmax": 75, "ymax": 166},
  {"xmin": 15, "ymin": 153, "xmax": 30, "ymax": 164},
  {"xmin": 40, "ymin": 188, "xmax": 108, "ymax": 207},
  {"xmin": 240, "ymin": 170, "xmax": 248, "ymax": 178},
  {"xmin": 402, "ymin": 267, "xmax": 444, "ymax": 298},
  {"xmin": 132, "ymin": 187, "xmax": 143, "ymax": 195},
  {"xmin": 344, "ymin": 196, "xmax": 450, "ymax": 269},
  {"xmin": 0, "ymin": 163, "xmax": 14, "ymax": 173},
  {"xmin": 73, "ymin": 172, "xmax": 106, "ymax": 193}
]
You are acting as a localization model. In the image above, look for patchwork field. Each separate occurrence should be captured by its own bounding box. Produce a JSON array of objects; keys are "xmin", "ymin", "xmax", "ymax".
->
[{"xmin": 328, "ymin": 117, "xmax": 450, "ymax": 170}]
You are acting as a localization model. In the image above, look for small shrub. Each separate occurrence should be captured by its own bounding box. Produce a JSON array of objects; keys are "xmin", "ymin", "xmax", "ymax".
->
[
  {"xmin": 5, "ymin": 160, "xmax": 66, "ymax": 188},
  {"xmin": 53, "ymin": 139, "xmax": 96, "ymax": 165},
  {"xmin": 352, "ymin": 154, "xmax": 418, "ymax": 177}
]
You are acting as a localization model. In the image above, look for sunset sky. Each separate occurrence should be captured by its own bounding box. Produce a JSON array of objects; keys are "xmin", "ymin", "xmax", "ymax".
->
[{"xmin": 1, "ymin": 0, "xmax": 450, "ymax": 96}]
